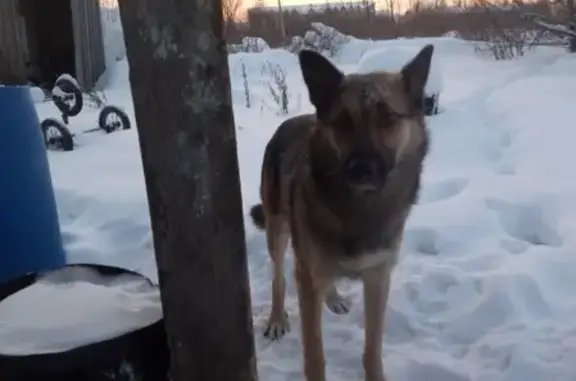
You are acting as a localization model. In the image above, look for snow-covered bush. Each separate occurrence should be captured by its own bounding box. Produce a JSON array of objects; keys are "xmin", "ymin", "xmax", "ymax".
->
[
  {"xmin": 228, "ymin": 43, "xmax": 244, "ymax": 54},
  {"xmin": 443, "ymin": 30, "xmax": 461, "ymax": 38},
  {"xmin": 228, "ymin": 50, "xmax": 299, "ymax": 113},
  {"xmin": 299, "ymin": 22, "xmax": 351, "ymax": 57},
  {"xmin": 242, "ymin": 37, "xmax": 270, "ymax": 53},
  {"xmin": 229, "ymin": 37, "xmax": 270, "ymax": 54},
  {"xmin": 289, "ymin": 36, "xmax": 305, "ymax": 54},
  {"xmin": 261, "ymin": 61, "xmax": 290, "ymax": 116},
  {"xmin": 241, "ymin": 62, "xmax": 251, "ymax": 108},
  {"xmin": 472, "ymin": 28, "xmax": 529, "ymax": 61}
]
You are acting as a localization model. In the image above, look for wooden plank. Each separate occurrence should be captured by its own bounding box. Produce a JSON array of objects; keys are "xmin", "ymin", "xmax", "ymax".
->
[
  {"xmin": 71, "ymin": 0, "xmax": 106, "ymax": 90},
  {"xmin": 71, "ymin": 0, "xmax": 83, "ymax": 87},
  {"xmin": 91, "ymin": 0, "xmax": 106, "ymax": 79},
  {"xmin": 82, "ymin": 0, "xmax": 91, "ymax": 88}
]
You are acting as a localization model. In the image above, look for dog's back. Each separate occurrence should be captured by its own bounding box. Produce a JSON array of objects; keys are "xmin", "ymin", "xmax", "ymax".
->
[{"xmin": 250, "ymin": 114, "xmax": 315, "ymax": 229}]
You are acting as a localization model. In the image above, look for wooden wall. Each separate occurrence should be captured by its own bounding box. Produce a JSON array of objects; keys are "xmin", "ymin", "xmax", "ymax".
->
[
  {"xmin": 72, "ymin": 0, "xmax": 106, "ymax": 90},
  {"xmin": 0, "ymin": 0, "xmax": 106, "ymax": 89},
  {"xmin": 0, "ymin": 0, "xmax": 29, "ymax": 84}
]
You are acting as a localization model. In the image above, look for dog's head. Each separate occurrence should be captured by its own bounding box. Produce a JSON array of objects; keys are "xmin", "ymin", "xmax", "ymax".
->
[{"xmin": 299, "ymin": 45, "xmax": 433, "ymax": 193}]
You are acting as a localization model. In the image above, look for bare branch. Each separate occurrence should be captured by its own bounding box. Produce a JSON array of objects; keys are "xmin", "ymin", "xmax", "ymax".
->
[
  {"xmin": 522, "ymin": 12, "xmax": 576, "ymax": 37},
  {"xmin": 222, "ymin": 0, "xmax": 243, "ymax": 21}
]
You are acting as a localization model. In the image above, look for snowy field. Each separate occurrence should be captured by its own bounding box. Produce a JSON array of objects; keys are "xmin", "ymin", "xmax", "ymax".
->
[{"xmin": 32, "ymin": 30, "xmax": 576, "ymax": 381}]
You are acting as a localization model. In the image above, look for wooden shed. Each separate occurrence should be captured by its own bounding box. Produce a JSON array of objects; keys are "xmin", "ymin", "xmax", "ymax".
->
[{"xmin": 0, "ymin": 0, "xmax": 106, "ymax": 90}]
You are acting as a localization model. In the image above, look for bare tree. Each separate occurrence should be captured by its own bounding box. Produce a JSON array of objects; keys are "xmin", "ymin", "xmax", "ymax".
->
[
  {"xmin": 223, "ymin": 0, "xmax": 243, "ymax": 22},
  {"xmin": 117, "ymin": 1, "xmax": 258, "ymax": 381},
  {"xmin": 522, "ymin": 0, "xmax": 576, "ymax": 51},
  {"xmin": 473, "ymin": 0, "xmax": 532, "ymax": 60},
  {"xmin": 381, "ymin": 0, "xmax": 401, "ymax": 36},
  {"xmin": 276, "ymin": 0, "xmax": 287, "ymax": 43},
  {"xmin": 223, "ymin": 0, "xmax": 243, "ymax": 40}
]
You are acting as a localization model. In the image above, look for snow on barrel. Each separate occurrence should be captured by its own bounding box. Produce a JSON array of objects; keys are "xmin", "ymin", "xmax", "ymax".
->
[{"xmin": 0, "ymin": 266, "xmax": 163, "ymax": 356}]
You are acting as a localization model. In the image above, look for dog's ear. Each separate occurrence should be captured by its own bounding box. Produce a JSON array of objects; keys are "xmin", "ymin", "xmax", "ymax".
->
[
  {"xmin": 401, "ymin": 44, "xmax": 434, "ymax": 104},
  {"xmin": 299, "ymin": 50, "xmax": 343, "ymax": 117}
]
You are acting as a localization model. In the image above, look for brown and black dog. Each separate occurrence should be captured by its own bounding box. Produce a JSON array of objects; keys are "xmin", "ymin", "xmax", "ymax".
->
[{"xmin": 250, "ymin": 45, "xmax": 434, "ymax": 381}]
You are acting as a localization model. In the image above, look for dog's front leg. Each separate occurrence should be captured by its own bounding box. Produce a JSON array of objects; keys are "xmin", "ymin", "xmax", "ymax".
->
[
  {"xmin": 362, "ymin": 264, "xmax": 393, "ymax": 381},
  {"xmin": 295, "ymin": 259, "xmax": 326, "ymax": 381}
]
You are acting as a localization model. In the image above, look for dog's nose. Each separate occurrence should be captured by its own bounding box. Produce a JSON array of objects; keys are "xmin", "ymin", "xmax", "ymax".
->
[{"xmin": 345, "ymin": 156, "xmax": 380, "ymax": 186}]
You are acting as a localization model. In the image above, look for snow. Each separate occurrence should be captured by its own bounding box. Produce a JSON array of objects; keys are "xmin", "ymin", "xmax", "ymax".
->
[
  {"xmin": 51, "ymin": 86, "xmax": 68, "ymax": 98},
  {"xmin": 24, "ymin": 24, "xmax": 576, "ymax": 381},
  {"xmin": 357, "ymin": 46, "xmax": 444, "ymax": 94},
  {"xmin": 54, "ymin": 73, "xmax": 81, "ymax": 90},
  {"xmin": 0, "ymin": 267, "xmax": 161, "ymax": 355},
  {"xmin": 29, "ymin": 86, "xmax": 47, "ymax": 103}
]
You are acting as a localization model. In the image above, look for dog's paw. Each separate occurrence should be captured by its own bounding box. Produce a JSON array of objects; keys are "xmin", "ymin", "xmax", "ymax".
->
[
  {"xmin": 264, "ymin": 311, "xmax": 290, "ymax": 341},
  {"xmin": 325, "ymin": 293, "xmax": 351, "ymax": 315}
]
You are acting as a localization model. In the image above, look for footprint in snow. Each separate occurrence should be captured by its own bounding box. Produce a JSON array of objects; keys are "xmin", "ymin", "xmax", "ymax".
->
[
  {"xmin": 499, "ymin": 238, "xmax": 531, "ymax": 255},
  {"xmin": 493, "ymin": 161, "xmax": 516, "ymax": 176},
  {"xmin": 491, "ymin": 131, "xmax": 517, "ymax": 175},
  {"xmin": 60, "ymin": 229, "xmax": 81, "ymax": 246},
  {"xmin": 404, "ymin": 228, "xmax": 441, "ymax": 256},
  {"xmin": 418, "ymin": 177, "xmax": 469, "ymax": 204},
  {"xmin": 401, "ymin": 359, "xmax": 471, "ymax": 381},
  {"xmin": 485, "ymin": 198, "xmax": 562, "ymax": 247}
]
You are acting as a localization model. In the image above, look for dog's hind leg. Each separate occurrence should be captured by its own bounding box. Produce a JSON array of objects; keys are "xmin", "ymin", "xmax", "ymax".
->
[
  {"xmin": 325, "ymin": 283, "xmax": 351, "ymax": 315},
  {"xmin": 263, "ymin": 214, "xmax": 291, "ymax": 340}
]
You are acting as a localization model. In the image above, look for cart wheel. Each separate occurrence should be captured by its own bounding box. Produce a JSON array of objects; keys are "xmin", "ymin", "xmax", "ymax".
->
[
  {"xmin": 51, "ymin": 76, "xmax": 84, "ymax": 119},
  {"xmin": 41, "ymin": 118, "xmax": 74, "ymax": 151},
  {"xmin": 98, "ymin": 105, "xmax": 131, "ymax": 134}
]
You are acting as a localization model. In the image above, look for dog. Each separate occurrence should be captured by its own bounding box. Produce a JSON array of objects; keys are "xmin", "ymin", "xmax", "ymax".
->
[{"xmin": 249, "ymin": 45, "xmax": 434, "ymax": 381}]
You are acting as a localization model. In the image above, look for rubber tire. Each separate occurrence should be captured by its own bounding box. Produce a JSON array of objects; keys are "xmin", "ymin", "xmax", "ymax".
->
[
  {"xmin": 98, "ymin": 105, "xmax": 131, "ymax": 133},
  {"xmin": 0, "ymin": 263, "xmax": 169, "ymax": 381},
  {"xmin": 41, "ymin": 118, "xmax": 74, "ymax": 152},
  {"xmin": 52, "ymin": 77, "xmax": 83, "ymax": 118}
]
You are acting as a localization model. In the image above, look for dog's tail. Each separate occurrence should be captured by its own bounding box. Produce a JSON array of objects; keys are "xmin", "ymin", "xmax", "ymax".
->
[{"xmin": 249, "ymin": 204, "xmax": 266, "ymax": 230}]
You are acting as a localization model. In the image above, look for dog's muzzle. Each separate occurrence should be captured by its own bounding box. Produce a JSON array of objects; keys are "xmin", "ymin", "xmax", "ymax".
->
[{"xmin": 344, "ymin": 152, "xmax": 389, "ymax": 191}]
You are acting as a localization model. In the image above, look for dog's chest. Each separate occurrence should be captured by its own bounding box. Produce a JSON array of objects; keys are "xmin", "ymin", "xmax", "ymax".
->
[
  {"xmin": 304, "ymin": 207, "xmax": 402, "ymax": 278},
  {"xmin": 334, "ymin": 249, "xmax": 397, "ymax": 279}
]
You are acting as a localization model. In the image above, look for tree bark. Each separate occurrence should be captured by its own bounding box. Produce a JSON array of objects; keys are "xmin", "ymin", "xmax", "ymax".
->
[{"xmin": 117, "ymin": 1, "xmax": 258, "ymax": 381}]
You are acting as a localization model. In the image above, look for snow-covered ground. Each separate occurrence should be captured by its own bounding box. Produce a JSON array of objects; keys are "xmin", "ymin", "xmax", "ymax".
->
[{"xmin": 32, "ymin": 32, "xmax": 576, "ymax": 381}]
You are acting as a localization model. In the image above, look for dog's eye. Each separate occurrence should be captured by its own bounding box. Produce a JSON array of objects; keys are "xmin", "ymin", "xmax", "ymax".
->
[{"xmin": 376, "ymin": 102, "xmax": 401, "ymax": 126}]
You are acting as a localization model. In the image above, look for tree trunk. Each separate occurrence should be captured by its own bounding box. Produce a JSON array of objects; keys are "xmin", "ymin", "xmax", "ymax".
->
[{"xmin": 117, "ymin": 1, "xmax": 258, "ymax": 381}]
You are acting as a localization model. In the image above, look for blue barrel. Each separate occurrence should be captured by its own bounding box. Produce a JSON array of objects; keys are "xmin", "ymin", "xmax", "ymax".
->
[{"xmin": 0, "ymin": 86, "xmax": 66, "ymax": 283}]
